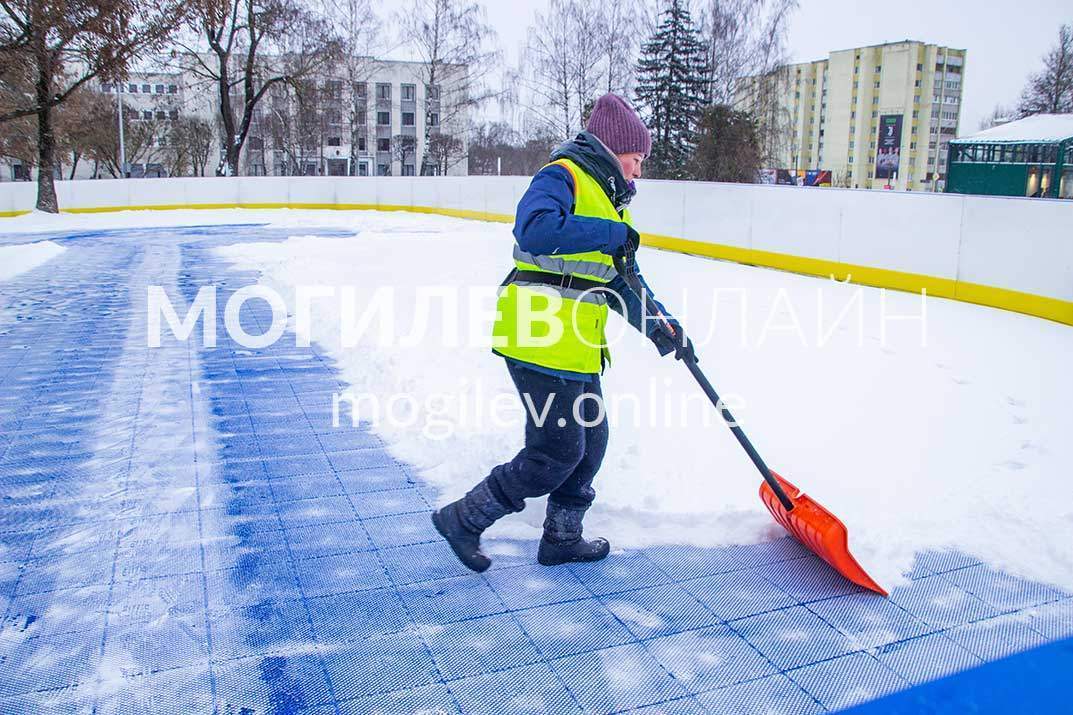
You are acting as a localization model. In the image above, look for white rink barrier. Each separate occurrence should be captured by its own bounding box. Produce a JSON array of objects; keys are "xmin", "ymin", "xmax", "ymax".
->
[{"xmin": 1, "ymin": 176, "xmax": 1070, "ymax": 325}]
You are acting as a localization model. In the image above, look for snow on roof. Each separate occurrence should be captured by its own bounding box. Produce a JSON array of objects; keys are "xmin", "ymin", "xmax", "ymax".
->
[{"xmin": 953, "ymin": 113, "xmax": 1073, "ymax": 144}]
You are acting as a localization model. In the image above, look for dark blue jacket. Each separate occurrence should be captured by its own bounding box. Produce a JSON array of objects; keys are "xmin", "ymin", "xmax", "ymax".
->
[{"xmin": 500, "ymin": 163, "xmax": 676, "ymax": 382}]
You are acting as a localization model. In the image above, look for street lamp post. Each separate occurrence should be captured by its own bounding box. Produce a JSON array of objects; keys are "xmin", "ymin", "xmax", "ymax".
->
[{"xmin": 116, "ymin": 82, "xmax": 127, "ymax": 178}]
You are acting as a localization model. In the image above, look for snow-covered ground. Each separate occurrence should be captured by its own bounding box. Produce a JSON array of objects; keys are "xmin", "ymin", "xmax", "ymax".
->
[
  {"xmin": 0, "ymin": 240, "xmax": 65, "ymax": 281},
  {"xmin": 3, "ymin": 208, "xmax": 1070, "ymax": 595}
]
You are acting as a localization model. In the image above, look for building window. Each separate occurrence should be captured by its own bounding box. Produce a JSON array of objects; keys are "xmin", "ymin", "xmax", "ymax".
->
[
  {"xmin": 141, "ymin": 83, "xmax": 150, "ymax": 93},
  {"xmin": 155, "ymin": 84, "xmax": 164, "ymax": 93},
  {"xmin": 402, "ymin": 164, "xmax": 415, "ymax": 176},
  {"xmin": 359, "ymin": 163, "xmax": 368, "ymax": 176},
  {"xmin": 142, "ymin": 110, "xmax": 151, "ymax": 120},
  {"xmin": 155, "ymin": 110, "xmax": 165, "ymax": 120},
  {"xmin": 377, "ymin": 111, "xmax": 390, "ymax": 125},
  {"xmin": 168, "ymin": 84, "xmax": 177, "ymax": 94},
  {"xmin": 853, "ymin": 81, "xmax": 858, "ymax": 89},
  {"xmin": 427, "ymin": 84, "xmax": 440, "ymax": 100},
  {"xmin": 357, "ymin": 110, "xmax": 366, "ymax": 124},
  {"xmin": 914, "ymin": 79, "xmax": 921, "ymax": 87},
  {"xmin": 872, "ymin": 97, "xmax": 879, "ymax": 104},
  {"xmin": 128, "ymin": 83, "xmax": 138, "ymax": 93},
  {"xmin": 327, "ymin": 137, "xmax": 341, "ymax": 146},
  {"xmin": 377, "ymin": 137, "xmax": 390, "ymax": 152},
  {"xmin": 377, "ymin": 163, "xmax": 389, "ymax": 176},
  {"xmin": 402, "ymin": 112, "xmax": 415, "ymax": 126},
  {"xmin": 914, "ymin": 94, "xmax": 921, "ymax": 103},
  {"xmin": 168, "ymin": 109, "xmax": 178, "ymax": 120},
  {"xmin": 429, "ymin": 112, "xmax": 439, "ymax": 126},
  {"xmin": 917, "ymin": 63, "xmax": 923, "ymax": 71},
  {"xmin": 874, "ymin": 65, "xmax": 881, "ymax": 72},
  {"xmin": 101, "ymin": 83, "xmax": 112, "ymax": 92},
  {"xmin": 873, "ymin": 81, "xmax": 880, "ymax": 88},
  {"xmin": 355, "ymin": 82, "xmax": 367, "ymax": 98},
  {"xmin": 376, "ymin": 83, "xmax": 391, "ymax": 100},
  {"xmin": 357, "ymin": 136, "xmax": 366, "ymax": 151},
  {"xmin": 851, "ymin": 111, "xmax": 856, "ymax": 119},
  {"xmin": 401, "ymin": 84, "xmax": 416, "ymax": 101}
]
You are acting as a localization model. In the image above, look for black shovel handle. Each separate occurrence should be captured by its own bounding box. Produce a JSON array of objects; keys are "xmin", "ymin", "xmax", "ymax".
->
[{"xmin": 612, "ymin": 256, "xmax": 795, "ymax": 512}]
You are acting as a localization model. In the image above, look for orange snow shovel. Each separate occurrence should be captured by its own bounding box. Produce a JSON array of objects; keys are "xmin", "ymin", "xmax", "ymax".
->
[{"xmin": 614, "ymin": 256, "xmax": 887, "ymax": 596}]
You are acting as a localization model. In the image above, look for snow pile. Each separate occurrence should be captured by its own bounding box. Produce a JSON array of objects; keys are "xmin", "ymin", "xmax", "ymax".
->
[
  {"xmin": 0, "ymin": 240, "xmax": 65, "ymax": 281},
  {"xmin": 955, "ymin": 113, "xmax": 1073, "ymax": 143},
  {"xmin": 215, "ymin": 211, "xmax": 1073, "ymax": 594}
]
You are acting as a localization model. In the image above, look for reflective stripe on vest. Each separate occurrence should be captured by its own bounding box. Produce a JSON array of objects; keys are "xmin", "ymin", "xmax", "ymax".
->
[{"xmin": 491, "ymin": 157, "xmax": 633, "ymax": 374}]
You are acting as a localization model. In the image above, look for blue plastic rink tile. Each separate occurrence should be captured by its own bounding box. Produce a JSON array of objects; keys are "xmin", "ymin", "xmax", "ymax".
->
[
  {"xmin": 568, "ymin": 551, "xmax": 672, "ymax": 596},
  {"xmin": 321, "ymin": 629, "xmax": 440, "ymax": 700},
  {"xmin": 352, "ymin": 487, "xmax": 429, "ymax": 519},
  {"xmin": 646, "ymin": 624, "xmax": 777, "ymax": 695},
  {"xmin": 1023, "ymin": 598, "xmax": 1073, "ymax": 640},
  {"xmin": 337, "ymin": 683, "xmax": 461, "ymax": 715},
  {"xmin": 398, "ymin": 574, "xmax": 507, "ymax": 624},
  {"xmin": 887, "ymin": 574, "xmax": 998, "ymax": 629},
  {"xmin": 553, "ymin": 642, "xmax": 688, "ymax": 715},
  {"xmin": 695, "ymin": 674, "xmax": 823, "ymax": 715},
  {"xmin": 213, "ymin": 652, "xmax": 334, "ymax": 712},
  {"xmin": 600, "ymin": 583, "xmax": 720, "ymax": 640},
  {"xmin": 806, "ymin": 593, "xmax": 933, "ymax": 648},
  {"xmin": 485, "ymin": 564, "xmax": 591, "ymax": 609},
  {"xmin": 754, "ymin": 555, "xmax": 865, "ymax": 602},
  {"xmin": 449, "ymin": 661, "xmax": 580, "ymax": 715},
  {"xmin": 638, "ymin": 544, "xmax": 743, "ymax": 581},
  {"xmin": 210, "ymin": 597, "xmax": 315, "ymax": 661},
  {"xmin": 379, "ymin": 541, "xmax": 473, "ymax": 586},
  {"xmin": 682, "ymin": 569, "xmax": 798, "ymax": 621},
  {"xmin": 293, "ymin": 550, "xmax": 392, "ymax": 597},
  {"xmin": 364, "ymin": 510, "xmax": 439, "ymax": 550},
  {"xmin": 941, "ymin": 563, "xmax": 1066, "ymax": 612},
  {"xmin": 426, "ymin": 611, "xmax": 544, "ymax": 679},
  {"xmin": 285, "ymin": 519, "xmax": 373, "ymax": 558},
  {"xmin": 945, "ymin": 614, "xmax": 1047, "ymax": 661},
  {"xmin": 874, "ymin": 632, "xmax": 982, "ymax": 685},
  {"xmin": 515, "ymin": 598, "xmax": 634, "ymax": 659},
  {"xmin": 0, "ymin": 627, "xmax": 103, "ymax": 696},
  {"xmin": 731, "ymin": 605, "xmax": 858, "ymax": 671},
  {"xmin": 787, "ymin": 651, "xmax": 909, "ymax": 711}
]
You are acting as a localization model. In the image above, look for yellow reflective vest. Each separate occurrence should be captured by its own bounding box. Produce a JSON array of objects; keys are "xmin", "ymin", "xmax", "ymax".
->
[{"xmin": 492, "ymin": 157, "xmax": 633, "ymax": 374}]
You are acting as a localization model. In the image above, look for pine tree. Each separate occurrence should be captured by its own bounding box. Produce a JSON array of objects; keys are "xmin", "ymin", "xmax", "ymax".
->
[{"xmin": 634, "ymin": 0, "xmax": 710, "ymax": 179}]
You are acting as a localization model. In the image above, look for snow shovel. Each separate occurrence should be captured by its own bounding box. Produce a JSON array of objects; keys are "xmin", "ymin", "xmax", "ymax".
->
[{"xmin": 612, "ymin": 256, "xmax": 887, "ymax": 596}]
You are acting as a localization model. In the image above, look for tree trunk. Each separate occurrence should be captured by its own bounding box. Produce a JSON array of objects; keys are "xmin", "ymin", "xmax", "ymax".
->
[
  {"xmin": 35, "ymin": 100, "xmax": 58, "ymax": 213},
  {"xmin": 69, "ymin": 151, "xmax": 81, "ymax": 180}
]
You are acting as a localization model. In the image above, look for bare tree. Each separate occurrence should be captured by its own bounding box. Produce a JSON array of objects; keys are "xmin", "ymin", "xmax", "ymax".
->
[
  {"xmin": 1018, "ymin": 24, "xmax": 1073, "ymax": 117},
  {"xmin": 425, "ymin": 131, "xmax": 464, "ymax": 175},
  {"xmin": 392, "ymin": 134, "xmax": 417, "ymax": 172},
  {"xmin": 170, "ymin": 116, "xmax": 214, "ymax": 176},
  {"xmin": 519, "ymin": 0, "xmax": 608, "ymax": 139},
  {"xmin": 326, "ymin": 0, "xmax": 382, "ymax": 175},
  {"xmin": 595, "ymin": 0, "xmax": 643, "ymax": 96},
  {"xmin": 177, "ymin": 0, "xmax": 342, "ymax": 177},
  {"xmin": 696, "ymin": 0, "xmax": 798, "ymax": 167},
  {"xmin": 0, "ymin": 0, "xmax": 188, "ymax": 210},
  {"xmin": 80, "ymin": 104, "xmax": 165, "ymax": 178},
  {"xmin": 979, "ymin": 103, "xmax": 1013, "ymax": 131},
  {"xmin": 397, "ymin": 0, "xmax": 500, "ymax": 175}
]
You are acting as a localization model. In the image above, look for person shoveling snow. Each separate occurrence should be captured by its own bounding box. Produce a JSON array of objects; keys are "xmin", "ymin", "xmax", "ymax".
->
[{"xmin": 432, "ymin": 94, "xmax": 695, "ymax": 572}]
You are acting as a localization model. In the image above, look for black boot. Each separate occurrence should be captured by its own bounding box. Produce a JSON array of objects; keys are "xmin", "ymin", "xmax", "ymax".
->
[
  {"xmin": 537, "ymin": 502, "xmax": 610, "ymax": 566},
  {"xmin": 432, "ymin": 479, "xmax": 512, "ymax": 573}
]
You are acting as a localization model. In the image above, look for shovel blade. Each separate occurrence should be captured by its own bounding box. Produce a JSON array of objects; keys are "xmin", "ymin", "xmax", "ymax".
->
[{"xmin": 759, "ymin": 471, "xmax": 887, "ymax": 597}]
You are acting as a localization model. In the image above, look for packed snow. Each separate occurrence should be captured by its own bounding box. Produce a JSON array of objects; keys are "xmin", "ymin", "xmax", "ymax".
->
[
  {"xmin": 0, "ymin": 240, "xmax": 65, "ymax": 281},
  {"xmin": 204, "ymin": 210, "xmax": 1073, "ymax": 594}
]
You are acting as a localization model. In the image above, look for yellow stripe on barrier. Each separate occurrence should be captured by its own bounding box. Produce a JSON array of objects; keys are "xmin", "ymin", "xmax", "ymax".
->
[{"xmin": 1, "ymin": 201, "xmax": 1069, "ymax": 326}]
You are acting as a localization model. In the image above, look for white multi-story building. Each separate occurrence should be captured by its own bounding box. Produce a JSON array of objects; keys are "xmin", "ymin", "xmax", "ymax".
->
[
  {"xmin": 737, "ymin": 41, "xmax": 966, "ymax": 191},
  {"xmin": 2, "ymin": 57, "xmax": 469, "ymax": 181}
]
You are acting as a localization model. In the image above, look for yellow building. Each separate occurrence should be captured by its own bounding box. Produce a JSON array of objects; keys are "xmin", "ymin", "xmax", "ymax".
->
[{"xmin": 737, "ymin": 41, "xmax": 966, "ymax": 191}]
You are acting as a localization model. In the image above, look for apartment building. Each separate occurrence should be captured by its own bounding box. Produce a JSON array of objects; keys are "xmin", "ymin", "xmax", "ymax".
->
[
  {"xmin": 2, "ymin": 58, "xmax": 468, "ymax": 181},
  {"xmin": 737, "ymin": 41, "xmax": 966, "ymax": 191}
]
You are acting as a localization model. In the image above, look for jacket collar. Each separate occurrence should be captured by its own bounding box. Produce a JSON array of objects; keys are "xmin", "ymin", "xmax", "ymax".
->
[{"xmin": 549, "ymin": 131, "xmax": 636, "ymax": 211}]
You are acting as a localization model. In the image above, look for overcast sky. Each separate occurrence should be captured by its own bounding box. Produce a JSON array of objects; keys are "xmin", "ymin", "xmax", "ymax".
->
[{"xmin": 477, "ymin": 0, "xmax": 1072, "ymax": 135}]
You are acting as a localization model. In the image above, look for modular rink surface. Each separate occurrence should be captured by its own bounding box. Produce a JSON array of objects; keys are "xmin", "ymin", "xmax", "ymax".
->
[{"xmin": 0, "ymin": 222, "xmax": 1070, "ymax": 715}]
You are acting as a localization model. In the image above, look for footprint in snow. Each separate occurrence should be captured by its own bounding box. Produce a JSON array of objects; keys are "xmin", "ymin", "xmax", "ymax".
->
[
  {"xmin": 951, "ymin": 376, "xmax": 970, "ymax": 385},
  {"xmin": 1006, "ymin": 396, "xmax": 1027, "ymax": 408}
]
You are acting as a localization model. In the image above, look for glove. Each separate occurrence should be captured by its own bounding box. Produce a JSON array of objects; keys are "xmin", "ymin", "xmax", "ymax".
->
[
  {"xmin": 615, "ymin": 225, "xmax": 641, "ymax": 262},
  {"xmin": 650, "ymin": 320, "xmax": 698, "ymax": 363}
]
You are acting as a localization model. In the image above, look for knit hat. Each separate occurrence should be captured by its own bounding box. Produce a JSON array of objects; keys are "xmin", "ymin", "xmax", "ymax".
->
[{"xmin": 585, "ymin": 94, "xmax": 652, "ymax": 158}]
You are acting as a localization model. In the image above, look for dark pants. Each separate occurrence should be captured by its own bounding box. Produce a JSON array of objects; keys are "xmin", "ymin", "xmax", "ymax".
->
[{"xmin": 486, "ymin": 359, "xmax": 609, "ymax": 513}]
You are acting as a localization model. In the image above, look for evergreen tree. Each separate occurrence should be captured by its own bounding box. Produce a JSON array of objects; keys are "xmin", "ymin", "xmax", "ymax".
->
[{"xmin": 634, "ymin": 0, "xmax": 709, "ymax": 179}]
